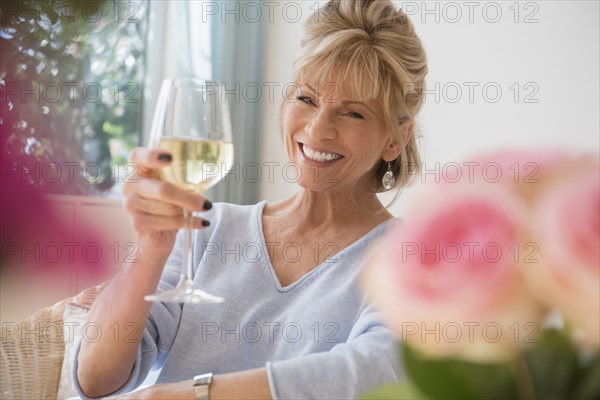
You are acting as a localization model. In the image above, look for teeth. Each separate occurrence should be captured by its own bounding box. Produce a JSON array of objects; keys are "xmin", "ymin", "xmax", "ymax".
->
[{"xmin": 302, "ymin": 144, "xmax": 341, "ymax": 162}]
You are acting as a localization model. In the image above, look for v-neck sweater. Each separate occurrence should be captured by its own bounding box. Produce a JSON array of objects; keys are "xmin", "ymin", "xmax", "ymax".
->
[{"xmin": 74, "ymin": 201, "xmax": 403, "ymax": 399}]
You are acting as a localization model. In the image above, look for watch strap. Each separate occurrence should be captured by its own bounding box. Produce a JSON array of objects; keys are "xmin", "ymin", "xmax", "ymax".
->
[{"xmin": 193, "ymin": 372, "xmax": 213, "ymax": 400}]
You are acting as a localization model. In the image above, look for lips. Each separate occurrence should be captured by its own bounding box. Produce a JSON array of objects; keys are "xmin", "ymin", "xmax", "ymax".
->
[{"xmin": 299, "ymin": 143, "xmax": 343, "ymax": 163}]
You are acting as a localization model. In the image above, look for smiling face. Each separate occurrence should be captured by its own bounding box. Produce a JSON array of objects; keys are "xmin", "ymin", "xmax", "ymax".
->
[{"xmin": 283, "ymin": 77, "xmax": 400, "ymax": 194}]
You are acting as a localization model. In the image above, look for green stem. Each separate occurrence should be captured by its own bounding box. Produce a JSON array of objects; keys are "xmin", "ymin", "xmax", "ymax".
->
[{"xmin": 513, "ymin": 353, "xmax": 538, "ymax": 400}]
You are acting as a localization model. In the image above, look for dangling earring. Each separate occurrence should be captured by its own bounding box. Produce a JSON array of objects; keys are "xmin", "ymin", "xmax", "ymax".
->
[{"xmin": 382, "ymin": 162, "xmax": 395, "ymax": 190}]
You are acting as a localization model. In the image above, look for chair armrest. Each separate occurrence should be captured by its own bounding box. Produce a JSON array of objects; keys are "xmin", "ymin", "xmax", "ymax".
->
[{"xmin": 0, "ymin": 281, "xmax": 109, "ymax": 400}]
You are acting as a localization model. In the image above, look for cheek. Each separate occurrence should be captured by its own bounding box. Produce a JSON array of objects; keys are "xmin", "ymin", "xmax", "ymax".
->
[
  {"xmin": 348, "ymin": 134, "xmax": 381, "ymax": 160},
  {"xmin": 283, "ymin": 104, "xmax": 304, "ymax": 134},
  {"xmin": 282, "ymin": 107, "xmax": 302, "ymax": 158}
]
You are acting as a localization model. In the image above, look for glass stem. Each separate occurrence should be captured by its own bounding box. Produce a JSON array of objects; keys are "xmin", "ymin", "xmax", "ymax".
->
[{"xmin": 180, "ymin": 208, "xmax": 194, "ymax": 288}]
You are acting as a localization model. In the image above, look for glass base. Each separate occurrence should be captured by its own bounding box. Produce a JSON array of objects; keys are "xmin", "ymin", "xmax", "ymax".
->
[{"xmin": 144, "ymin": 286, "xmax": 224, "ymax": 304}]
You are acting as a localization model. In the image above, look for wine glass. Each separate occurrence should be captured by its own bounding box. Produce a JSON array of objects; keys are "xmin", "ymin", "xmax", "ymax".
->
[{"xmin": 144, "ymin": 78, "xmax": 233, "ymax": 304}]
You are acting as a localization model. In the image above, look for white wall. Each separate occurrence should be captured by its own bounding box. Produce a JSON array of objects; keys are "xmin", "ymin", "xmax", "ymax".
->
[{"xmin": 258, "ymin": 0, "xmax": 600, "ymax": 216}]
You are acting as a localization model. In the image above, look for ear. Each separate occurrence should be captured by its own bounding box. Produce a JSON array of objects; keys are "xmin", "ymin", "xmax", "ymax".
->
[{"xmin": 381, "ymin": 121, "xmax": 412, "ymax": 162}]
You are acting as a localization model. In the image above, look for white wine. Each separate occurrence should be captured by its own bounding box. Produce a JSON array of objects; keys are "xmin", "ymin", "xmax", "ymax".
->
[{"xmin": 156, "ymin": 137, "xmax": 234, "ymax": 193}]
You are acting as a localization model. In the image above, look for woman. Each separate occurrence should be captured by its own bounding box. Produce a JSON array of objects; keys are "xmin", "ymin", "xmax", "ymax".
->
[{"xmin": 76, "ymin": 1, "xmax": 428, "ymax": 398}]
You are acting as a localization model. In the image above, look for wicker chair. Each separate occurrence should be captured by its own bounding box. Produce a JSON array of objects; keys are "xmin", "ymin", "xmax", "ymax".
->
[{"xmin": 0, "ymin": 282, "xmax": 108, "ymax": 400}]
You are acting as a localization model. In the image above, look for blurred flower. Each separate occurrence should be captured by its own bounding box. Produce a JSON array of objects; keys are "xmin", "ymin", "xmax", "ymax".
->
[
  {"xmin": 468, "ymin": 149, "xmax": 571, "ymax": 204},
  {"xmin": 363, "ymin": 186, "xmax": 542, "ymax": 362},
  {"xmin": 361, "ymin": 149, "xmax": 599, "ymax": 400},
  {"xmin": 523, "ymin": 157, "xmax": 600, "ymax": 347}
]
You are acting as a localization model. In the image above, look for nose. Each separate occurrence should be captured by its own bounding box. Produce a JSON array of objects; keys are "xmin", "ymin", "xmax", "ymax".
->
[{"xmin": 306, "ymin": 108, "xmax": 337, "ymax": 140}]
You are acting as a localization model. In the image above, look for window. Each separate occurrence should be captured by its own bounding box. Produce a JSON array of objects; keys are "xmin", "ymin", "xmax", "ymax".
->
[{"xmin": 0, "ymin": 0, "xmax": 147, "ymax": 196}]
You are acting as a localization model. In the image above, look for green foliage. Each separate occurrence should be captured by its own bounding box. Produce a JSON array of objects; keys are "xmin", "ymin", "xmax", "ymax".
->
[
  {"xmin": 571, "ymin": 356, "xmax": 600, "ymax": 400},
  {"xmin": 363, "ymin": 382, "xmax": 427, "ymax": 399},
  {"xmin": 522, "ymin": 328, "xmax": 580, "ymax": 399},
  {"xmin": 365, "ymin": 329, "xmax": 599, "ymax": 400},
  {"xmin": 402, "ymin": 345, "xmax": 518, "ymax": 399},
  {"xmin": 0, "ymin": 0, "xmax": 146, "ymax": 194}
]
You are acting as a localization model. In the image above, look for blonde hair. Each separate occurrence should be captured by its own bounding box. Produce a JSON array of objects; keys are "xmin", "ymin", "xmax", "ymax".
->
[{"xmin": 283, "ymin": 0, "xmax": 428, "ymax": 193}]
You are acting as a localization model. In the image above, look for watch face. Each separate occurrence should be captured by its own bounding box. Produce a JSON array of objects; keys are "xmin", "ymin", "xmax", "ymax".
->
[{"xmin": 194, "ymin": 372, "xmax": 213, "ymax": 386}]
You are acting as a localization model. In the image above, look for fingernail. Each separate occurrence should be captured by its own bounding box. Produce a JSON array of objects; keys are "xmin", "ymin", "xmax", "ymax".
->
[
  {"xmin": 158, "ymin": 153, "xmax": 172, "ymax": 162},
  {"xmin": 202, "ymin": 220, "xmax": 211, "ymax": 227},
  {"xmin": 203, "ymin": 200, "xmax": 213, "ymax": 210}
]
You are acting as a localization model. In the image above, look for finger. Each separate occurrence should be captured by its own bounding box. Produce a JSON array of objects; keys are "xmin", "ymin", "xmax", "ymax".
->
[
  {"xmin": 123, "ymin": 194, "xmax": 184, "ymax": 217},
  {"xmin": 128, "ymin": 147, "xmax": 173, "ymax": 174},
  {"xmin": 131, "ymin": 176, "xmax": 211, "ymax": 212},
  {"xmin": 131, "ymin": 212, "xmax": 210, "ymax": 234}
]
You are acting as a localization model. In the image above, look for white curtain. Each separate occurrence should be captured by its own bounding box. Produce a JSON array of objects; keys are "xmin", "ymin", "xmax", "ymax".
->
[
  {"xmin": 209, "ymin": 4, "xmax": 266, "ymax": 204},
  {"xmin": 142, "ymin": 1, "xmax": 266, "ymax": 204},
  {"xmin": 142, "ymin": 1, "xmax": 212, "ymax": 146}
]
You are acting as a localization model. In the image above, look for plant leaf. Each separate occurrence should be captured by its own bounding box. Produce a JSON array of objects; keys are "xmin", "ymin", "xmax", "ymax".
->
[
  {"xmin": 402, "ymin": 345, "xmax": 518, "ymax": 399},
  {"xmin": 362, "ymin": 382, "xmax": 428, "ymax": 400},
  {"xmin": 571, "ymin": 353, "xmax": 600, "ymax": 400},
  {"xmin": 522, "ymin": 329, "xmax": 579, "ymax": 399}
]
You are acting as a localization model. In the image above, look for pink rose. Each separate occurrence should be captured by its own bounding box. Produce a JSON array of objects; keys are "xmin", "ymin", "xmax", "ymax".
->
[
  {"xmin": 524, "ymin": 157, "xmax": 600, "ymax": 347},
  {"xmin": 469, "ymin": 150, "xmax": 576, "ymax": 207},
  {"xmin": 424, "ymin": 149, "xmax": 571, "ymax": 202},
  {"xmin": 362, "ymin": 185, "xmax": 543, "ymax": 362},
  {"xmin": 413, "ymin": 150, "xmax": 572, "ymax": 216}
]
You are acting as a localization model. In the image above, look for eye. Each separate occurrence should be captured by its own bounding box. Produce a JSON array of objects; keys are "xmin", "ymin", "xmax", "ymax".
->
[
  {"xmin": 297, "ymin": 96, "xmax": 316, "ymax": 106},
  {"xmin": 344, "ymin": 111, "xmax": 365, "ymax": 120}
]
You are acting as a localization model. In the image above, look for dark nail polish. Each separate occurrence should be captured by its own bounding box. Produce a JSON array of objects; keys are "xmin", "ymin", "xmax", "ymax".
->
[
  {"xmin": 202, "ymin": 220, "xmax": 211, "ymax": 227},
  {"xmin": 203, "ymin": 200, "xmax": 213, "ymax": 210},
  {"xmin": 158, "ymin": 153, "xmax": 172, "ymax": 162}
]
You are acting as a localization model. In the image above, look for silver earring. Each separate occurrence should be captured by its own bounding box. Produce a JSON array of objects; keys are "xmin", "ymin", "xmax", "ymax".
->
[{"xmin": 382, "ymin": 162, "xmax": 395, "ymax": 190}]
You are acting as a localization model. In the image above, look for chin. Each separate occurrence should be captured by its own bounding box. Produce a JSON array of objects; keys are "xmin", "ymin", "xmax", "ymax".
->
[
  {"xmin": 296, "ymin": 179, "xmax": 336, "ymax": 193},
  {"xmin": 292, "ymin": 161, "xmax": 341, "ymax": 191}
]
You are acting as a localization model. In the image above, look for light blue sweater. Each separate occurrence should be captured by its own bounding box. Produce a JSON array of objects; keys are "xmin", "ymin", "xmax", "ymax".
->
[{"xmin": 74, "ymin": 201, "xmax": 403, "ymax": 399}]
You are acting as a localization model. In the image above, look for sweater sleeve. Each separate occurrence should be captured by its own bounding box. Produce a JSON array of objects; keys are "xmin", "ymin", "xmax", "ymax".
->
[
  {"xmin": 72, "ymin": 231, "xmax": 188, "ymax": 399},
  {"xmin": 265, "ymin": 304, "xmax": 405, "ymax": 400}
]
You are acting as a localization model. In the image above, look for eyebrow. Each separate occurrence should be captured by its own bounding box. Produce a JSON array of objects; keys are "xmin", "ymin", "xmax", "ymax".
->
[{"xmin": 303, "ymin": 84, "xmax": 375, "ymax": 114}]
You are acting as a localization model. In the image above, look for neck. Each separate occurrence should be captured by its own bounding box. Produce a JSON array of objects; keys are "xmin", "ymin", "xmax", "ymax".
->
[{"xmin": 266, "ymin": 184, "xmax": 393, "ymax": 231}]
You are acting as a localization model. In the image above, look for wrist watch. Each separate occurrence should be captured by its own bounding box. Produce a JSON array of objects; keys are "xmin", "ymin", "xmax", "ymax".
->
[{"xmin": 193, "ymin": 372, "xmax": 213, "ymax": 400}]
